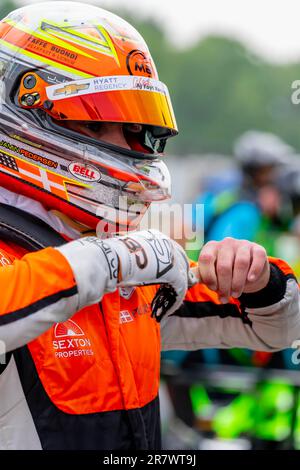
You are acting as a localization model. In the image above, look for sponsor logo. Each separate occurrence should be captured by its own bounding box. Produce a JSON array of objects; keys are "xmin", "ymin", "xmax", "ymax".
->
[
  {"xmin": 126, "ymin": 50, "xmax": 153, "ymax": 77},
  {"xmin": 50, "ymin": 46, "xmax": 78, "ymax": 61},
  {"xmin": 47, "ymin": 75, "xmax": 167, "ymax": 101},
  {"xmin": 93, "ymin": 76, "xmax": 127, "ymax": 92},
  {"xmin": 120, "ymin": 237, "xmax": 148, "ymax": 270},
  {"xmin": 0, "ymin": 140, "xmax": 58, "ymax": 169},
  {"xmin": 30, "ymin": 37, "xmax": 47, "ymax": 48},
  {"xmin": 132, "ymin": 76, "xmax": 167, "ymax": 95},
  {"xmin": 54, "ymin": 319, "xmax": 84, "ymax": 337},
  {"xmin": 52, "ymin": 319, "xmax": 94, "ymax": 359},
  {"xmin": 69, "ymin": 162, "xmax": 101, "ymax": 182},
  {"xmin": 54, "ymin": 82, "xmax": 90, "ymax": 97},
  {"xmin": 29, "ymin": 37, "xmax": 78, "ymax": 65},
  {"xmin": 80, "ymin": 237, "xmax": 118, "ymax": 282}
]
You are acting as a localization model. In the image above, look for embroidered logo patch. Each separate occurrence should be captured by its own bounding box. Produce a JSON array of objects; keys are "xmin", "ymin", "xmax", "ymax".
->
[{"xmin": 52, "ymin": 319, "xmax": 94, "ymax": 358}]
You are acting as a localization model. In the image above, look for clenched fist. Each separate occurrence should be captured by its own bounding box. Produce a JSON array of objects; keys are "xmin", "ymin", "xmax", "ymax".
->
[{"xmin": 194, "ymin": 237, "xmax": 270, "ymax": 303}]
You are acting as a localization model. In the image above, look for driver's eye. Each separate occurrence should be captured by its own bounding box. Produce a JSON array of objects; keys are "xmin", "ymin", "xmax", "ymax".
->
[
  {"xmin": 85, "ymin": 122, "xmax": 102, "ymax": 133},
  {"xmin": 124, "ymin": 123, "xmax": 143, "ymax": 134}
]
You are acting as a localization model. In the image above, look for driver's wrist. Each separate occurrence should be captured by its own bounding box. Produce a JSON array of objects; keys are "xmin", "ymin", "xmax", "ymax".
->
[{"xmin": 239, "ymin": 263, "xmax": 287, "ymax": 309}]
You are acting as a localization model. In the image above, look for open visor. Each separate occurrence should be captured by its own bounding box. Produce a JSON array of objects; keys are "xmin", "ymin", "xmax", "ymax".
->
[{"xmin": 45, "ymin": 75, "xmax": 178, "ymax": 137}]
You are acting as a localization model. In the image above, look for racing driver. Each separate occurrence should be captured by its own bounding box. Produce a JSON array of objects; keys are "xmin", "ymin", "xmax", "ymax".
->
[{"xmin": 0, "ymin": 1, "xmax": 299, "ymax": 450}]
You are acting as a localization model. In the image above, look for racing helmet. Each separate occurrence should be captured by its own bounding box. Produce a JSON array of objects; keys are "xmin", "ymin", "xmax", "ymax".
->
[
  {"xmin": 234, "ymin": 131, "xmax": 293, "ymax": 171},
  {"xmin": 277, "ymin": 161, "xmax": 300, "ymax": 205},
  {"xmin": 0, "ymin": 1, "xmax": 177, "ymax": 232}
]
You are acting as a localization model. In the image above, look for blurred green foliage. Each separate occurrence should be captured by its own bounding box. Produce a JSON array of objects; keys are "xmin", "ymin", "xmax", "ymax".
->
[
  {"xmin": 2, "ymin": 2, "xmax": 300, "ymax": 155},
  {"xmin": 130, "ymin": 17, "xmax": 300, "ymax": 156},
  {"xmin": 0, "ymin": 0, "xmax": 16, "ymax": 19}
]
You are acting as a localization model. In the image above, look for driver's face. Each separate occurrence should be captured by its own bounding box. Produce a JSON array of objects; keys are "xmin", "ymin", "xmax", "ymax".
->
[{"xmin": 57, "ymin": 121, "xmax": 143, "ymax": 150}]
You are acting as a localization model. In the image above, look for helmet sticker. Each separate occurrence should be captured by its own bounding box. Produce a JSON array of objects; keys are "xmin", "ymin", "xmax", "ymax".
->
[
  {"xmin": 0, "ymin": 139, "xmax": 58, "ymax": 169},
  {"xmin": 53, "ymin": 82, "xmax": 90, "ymax": 97},
  {"xmin": 69, "ymin": 162, "xmax": 102, "ymax": 182},
  {"xmin": 46, "ymin": 75, "xmax": 169, "ymax": 101},
  {"xmin": 126, "ymin": 50, "xmax": 153, "ymax": 76}
]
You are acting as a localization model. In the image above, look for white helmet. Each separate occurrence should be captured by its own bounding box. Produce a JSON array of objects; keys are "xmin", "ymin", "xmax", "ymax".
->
[
  {"xmin": 234, "ymin": 131, "xmax": 294, "ymax": 170},
  {"xmin": 0, "ymin": 1, "xmax": 178, "ymax": 232}
]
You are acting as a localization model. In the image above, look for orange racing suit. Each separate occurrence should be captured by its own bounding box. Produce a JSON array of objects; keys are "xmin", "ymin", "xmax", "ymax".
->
[{"xmin": 0, "ymin": 190, "xmax": 299, "ymax": 450}]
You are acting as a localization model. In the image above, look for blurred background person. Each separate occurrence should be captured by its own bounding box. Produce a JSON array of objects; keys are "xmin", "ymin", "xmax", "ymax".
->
[
  {"xmin": 272, "ymin": 161, "xmax": 300, "ymax": 277},
  {"xmin": 188, "ymin": 130, "xmax": 294, "ymax": 261},
  {"xmin": 162, "ymin": 131, "xmax": 300, "ymax": 451}
]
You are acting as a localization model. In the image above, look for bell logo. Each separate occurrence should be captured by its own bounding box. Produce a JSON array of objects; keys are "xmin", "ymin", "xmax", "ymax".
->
[
  {"xmin": 53, "ymin": 320, "xmax": 94, "ymax": 359},
  {"xmin": 69, "ymin": 162, "xmax": 101, "ymax": 182}
]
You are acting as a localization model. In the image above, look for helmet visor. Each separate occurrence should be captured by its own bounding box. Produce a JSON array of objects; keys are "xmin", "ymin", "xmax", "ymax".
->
[{"xmin": 45, "ymin": 75, "xmax": 178, "ymax": 137}]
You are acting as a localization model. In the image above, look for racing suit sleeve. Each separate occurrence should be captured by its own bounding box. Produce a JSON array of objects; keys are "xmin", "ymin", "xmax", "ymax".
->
[
  {"xmin": 161, "ymin": 257, "xmax": 300, "ymax": 352},
  {"xmin": 0, "ymin": 243, "xmax": 117, "ymax": 352}
]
